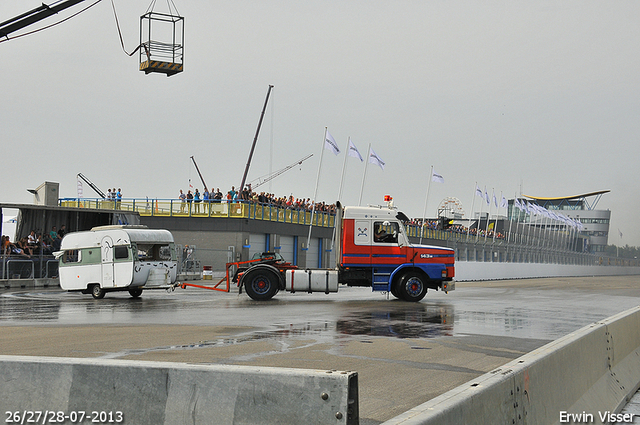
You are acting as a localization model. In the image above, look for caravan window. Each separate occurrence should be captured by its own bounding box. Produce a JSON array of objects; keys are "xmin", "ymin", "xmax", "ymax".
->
[
  {"xmin": 114, "ymin": 246, "xmax": 129, "ymax": 260},
  {"xmin": 158, "ymin": 245, "xmax": 172, "ymax": 261},
  {"xmin": 136, "ymin": 244, "xmax": 172, "ymax": 261},
  {"xmin": 62, "ymin": 250, "xmax": 80, "ymax": 263}
]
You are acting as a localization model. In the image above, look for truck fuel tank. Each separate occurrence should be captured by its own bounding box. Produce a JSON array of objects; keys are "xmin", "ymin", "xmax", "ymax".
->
[{"xmin": 284, "ymin": 269, "xmax": 339, "ymax": 294}]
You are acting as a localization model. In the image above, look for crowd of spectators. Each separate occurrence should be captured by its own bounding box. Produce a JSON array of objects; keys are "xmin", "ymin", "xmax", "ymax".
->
[
  {"xmin": 406, "ymin": 218, "xmax": 505, "ymax": 240},
  {"xmin": 177, "ymin": 184, "xmax": 510, "ymax": 238},
  {"xmin": 180, "ymin": 184, "xmax": 337, "ymax": 215},
  {"xmin": 2, "ymin": 225, "xmax": 67, "ymax": 259}
]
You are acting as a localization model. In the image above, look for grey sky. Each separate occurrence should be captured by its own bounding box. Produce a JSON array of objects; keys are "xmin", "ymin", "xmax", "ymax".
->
[{"xmin": 1, "ymin": 1, "xmax": 639, "ymax": 245}]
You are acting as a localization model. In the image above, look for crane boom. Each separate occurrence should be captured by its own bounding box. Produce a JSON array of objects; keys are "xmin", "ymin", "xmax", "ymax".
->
[
  {"xmin": 190, "ymin": 156, "xmax": 208, "ymax": 191},
  {"xmin": 240, "ymin": 85, "xmax": 273, "ymax": 192},
  {"xmin": 0, "ymin": 0, "xmax": 88, "ymax": 39},
  {"xmin": 77, "ymin": 173, "xmax": 106, "ymax": 199},
  {"xmin": 251, "ymin": 154, "xmax": 313, "ymax": 189}
]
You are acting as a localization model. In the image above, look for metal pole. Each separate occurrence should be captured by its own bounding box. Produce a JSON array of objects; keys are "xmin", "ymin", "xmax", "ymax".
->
[
  {"xmin": 419, "ymin": 165, "xmax": 433, "ymax": 245},
  {"xmin": 240, "ymin": 85, "xmax": 274, "ymax": 193},
  {"xmin": 190, "ymin": 156, "xmax": 208, "ymax": 191},
  {"xmin": 358, "ymin": 144, "xmax": 371, "ymax": 206},
  {"xmin": 307, "ymin": 128, "xmax": 328, "ymax": 251}
]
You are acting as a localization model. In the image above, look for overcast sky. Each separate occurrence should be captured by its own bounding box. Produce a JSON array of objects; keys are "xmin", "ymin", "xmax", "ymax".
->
[{"xmin": 1, "ymin": 1, "xmax": 639, "ymax": 246}]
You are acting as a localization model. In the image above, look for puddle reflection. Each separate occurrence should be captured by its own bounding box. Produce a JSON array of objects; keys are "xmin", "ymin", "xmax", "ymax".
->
[
  {"xmin": 336, "ymin": 303, "xmax": 454, "ymax": 338},
  {"xmin": 0, "ymin": 291, "xmax": 179, "ymax": 323}
]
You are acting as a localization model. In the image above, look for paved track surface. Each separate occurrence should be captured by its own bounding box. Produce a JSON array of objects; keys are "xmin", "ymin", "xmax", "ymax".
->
[{"xmin": 2, "ymin": 276, "xmax": 639, "ymax": 423}]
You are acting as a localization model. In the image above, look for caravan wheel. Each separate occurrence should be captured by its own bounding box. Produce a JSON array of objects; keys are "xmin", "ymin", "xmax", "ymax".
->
[
  {"xmin": 128, "ymin": 288, "xmax": 143, "ymax": 298},
  {"xmin": 91, "ymin": 284, "xmax": 105, "ymax": 299}
]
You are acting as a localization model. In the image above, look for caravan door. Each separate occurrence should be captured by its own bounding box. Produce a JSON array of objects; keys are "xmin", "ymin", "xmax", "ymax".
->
[{"xmin": 101, "ymin": 236, "xmax": 115, "ymax": 288}]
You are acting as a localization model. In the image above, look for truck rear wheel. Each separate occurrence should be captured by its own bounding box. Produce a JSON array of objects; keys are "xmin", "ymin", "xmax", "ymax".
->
[
  {"xmin": 91, "ymin": 284, "xmax": 105, "ymax": 300},
  {"xmin": 398, "ymin": 272, "xmax": 427, "ymax": 302},
  {"xmin": 243, "ymin": 268, "xmax": 279, "ymax": 301}
]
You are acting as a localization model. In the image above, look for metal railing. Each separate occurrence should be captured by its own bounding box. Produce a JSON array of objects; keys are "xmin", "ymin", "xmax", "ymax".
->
[
  {"xmin": 58, "ymin": 198, "xmax": 335, "ymax": 228},
  {"xmin": 2, "ymin": 259, "xmax": 33, "ymax": 279},
  {"xmin": 1, "ymin": 256, "xmax": 58, "ymax": 280}
]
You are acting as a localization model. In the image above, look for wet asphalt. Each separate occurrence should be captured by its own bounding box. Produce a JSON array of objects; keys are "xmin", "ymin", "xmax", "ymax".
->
[{"xmin": 1, "ymin": 276, "xmax": 639, "ymax": 423}]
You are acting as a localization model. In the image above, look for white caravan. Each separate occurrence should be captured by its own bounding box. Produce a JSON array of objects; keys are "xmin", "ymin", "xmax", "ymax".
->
[{"xmin": 57, "ymin": 225, "xmax": 178, "ymax": 299}]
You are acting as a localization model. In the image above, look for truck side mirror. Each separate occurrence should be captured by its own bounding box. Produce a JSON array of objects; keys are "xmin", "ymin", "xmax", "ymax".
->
[{"xmin": 397, "ymin": 232, "xmax": 407, "ymax": 247}]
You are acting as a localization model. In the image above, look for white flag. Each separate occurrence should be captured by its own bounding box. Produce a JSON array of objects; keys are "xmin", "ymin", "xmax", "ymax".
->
[
  {"xmin": 369, "ymin": 148, "xmax": 385, "ymax": 170},
  {"xmin": 324, "ymin": 130, "xmax": 340, "ymax": 155},
  {"xmin": 348, "ymin": 138, "xmax": 363, "ymax": 161},
  {"xmin": 431, "ymin": 170, "xmax": 444, "ymax": 183},
  {"xmin": 500, "ymin": 195, "xmax": 508, "ymax": 209},
  {"xmin": 475, "ymin": 185, "xmax": 483, "ymax": 198},
  {"xmin": 77, "ymin": 176, "xmax": 83, "ymax": 198},
  {"xmin": 514, "ymin": 198, "xmax": 521, "ymax": 211},
  {"xmin": 492, "ymin": 192, "xmax": 498, "ymax": 208}
]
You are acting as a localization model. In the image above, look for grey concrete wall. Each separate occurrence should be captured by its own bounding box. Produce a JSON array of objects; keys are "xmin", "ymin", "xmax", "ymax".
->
[
  {"xmin": 456, "ymin": 261, "xmax": 640, "ymax": 281},
  {"xmin": 0, "ymin": 356, "xmax": 358, "ymax": 425},
  {"xmin": 381, "ymin": 306, "xmax": 640, "ymax": 425}
]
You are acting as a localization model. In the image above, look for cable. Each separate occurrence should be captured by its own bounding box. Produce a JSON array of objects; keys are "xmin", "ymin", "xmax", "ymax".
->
[
  {"xmin": 146, "ymin": 0, "xmax": 181, "ymax": 17},
  {"xmin": 0, "ymin": 0, "xmax": 103, "ymax": 44},
  {"xmin": 145, "ymin": 0, "xmax": 157, "ymax": 14},
  {"xmin": 167, "ymin": 0, "xmax": 181, "ymax": 17},
  {"xmin": 110, "ymin": 0, "xmax": 144, "ymax": 57}
]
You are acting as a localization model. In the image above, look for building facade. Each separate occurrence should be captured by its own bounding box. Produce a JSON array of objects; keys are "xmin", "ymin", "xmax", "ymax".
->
[{"xmin": 508, "ymin": 190, "xmax": 611, "ymax": 253}]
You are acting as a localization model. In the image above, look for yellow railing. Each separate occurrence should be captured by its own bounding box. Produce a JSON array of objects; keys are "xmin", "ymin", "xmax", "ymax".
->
[
  {"xmin": 404, "ymin": 224, "xmax": 450, "ymax": 241},
  {"xmin": 58, "ymin": 199, "xmax": 335, "ymax": 228}
]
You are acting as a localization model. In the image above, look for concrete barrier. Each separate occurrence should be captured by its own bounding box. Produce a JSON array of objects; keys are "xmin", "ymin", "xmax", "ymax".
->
[
  {"xmin": 0, "ymin": 356, "xmax": 358, "ymax": 425},
  {"xmin": 1, "ymin": 277, "xmax": 58, "ymax": 289},
  {"xmin": 3, "ymin": 263, "xmax": 640, "ymax": 289},
  {"xmin": 382, "ymin": 306, "xmax": 640, "ymax": 425},
  {"xmin": 456, "ymin": 262, "xmax": 640, "ymax": 281}
]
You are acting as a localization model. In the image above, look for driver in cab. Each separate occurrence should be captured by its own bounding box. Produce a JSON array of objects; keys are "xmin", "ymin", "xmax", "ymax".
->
[{"xmin": 374, "ymin": 222, "xmax": 394, "ymax": 243}]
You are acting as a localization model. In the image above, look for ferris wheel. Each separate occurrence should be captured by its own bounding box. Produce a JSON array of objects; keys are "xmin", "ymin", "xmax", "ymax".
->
[{"xmin": 437, "ymin": 197, "xmax": 465, "ymax": 218}]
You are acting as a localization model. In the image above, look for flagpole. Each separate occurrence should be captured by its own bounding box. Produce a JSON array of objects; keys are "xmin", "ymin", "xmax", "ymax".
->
[
  {"xmin": 330, "ymin": 137, "xmax": 351, "ymax": 253},
  {"xmin": 493, "ymin": 191, "xmax": 502, "ymax": 243},
  {"xmin": 358, "ymin": 143, "xmax": 371, "ymax": 206},
  {"xmin": 525, "ymin": 202, "xmax": 533, "ymax": 250},
  {"xmin": 536, "ymin": 206, "xmax": 544, "ymax": 253},
  {"xmin": 552, "ymin": 214, "xmax": 559, "ymax": 252},
  {"xmin": 484, "ymin": 188, "xmax": 493, "ymax": 242},
  {"xmin": 507, "ymin": 193, "xmax": 515, "ymax": 242},
  {"xmin": 541, "ymin": 207, "xmax": 550, "ymax": 252},
  {"xmin": 337, "ymin": 137, "xmax": 350, "ymax": 203},
  {"xmin": 419, "ymin": 165, "xmax": 434, "ymax": 245},
  {"xmin": 307, "ymin": 127, "xmax": 328, "ymax": 251},
  {"xmin": 546, "ymin": 209, "xmax": 553, "ymax": 254},
  {"xmin": 540, "ymin": 208, "xmax": 546, "ymax": 253},
  {"xmin": 478, "ymin": 188, "xmax": 485, "ymax": 241},
  {"xmin": 552, "ymin": 212, "xmax": 559, "ymax": 252},
  {"xmin": 467, "ymin": 183, "xmax": 478, "ymax": 243},
  {"xmin": 562, "ymin": 216, "xmax": 569, "ymax": 253},
  {"xmin": 479, "ymin": 187, "xmax": 486, "ymax": 241}
]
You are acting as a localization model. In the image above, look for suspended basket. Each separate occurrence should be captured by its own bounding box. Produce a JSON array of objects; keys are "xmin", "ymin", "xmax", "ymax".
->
[{"xmin": 139, "ymin": 11, "xmax": 184, "ymax": 76}]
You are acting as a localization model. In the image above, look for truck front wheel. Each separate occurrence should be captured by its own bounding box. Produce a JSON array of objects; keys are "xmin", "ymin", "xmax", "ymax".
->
[
  {"xmin": 243, "ymin": 268, "xmax": 279, "ymax": 301},
  {"xmin": 398, "ymin": 272, "xmax": 428, "ymax": 302},
  {"xmin": 390, "ymin": 278, "xmax": 401, "ymax": 299}
]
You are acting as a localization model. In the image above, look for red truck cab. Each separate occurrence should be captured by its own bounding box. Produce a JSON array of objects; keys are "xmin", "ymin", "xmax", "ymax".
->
[{"xmin": 338, "ymin": 205, "xmax": 455, "ymax": 301}]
